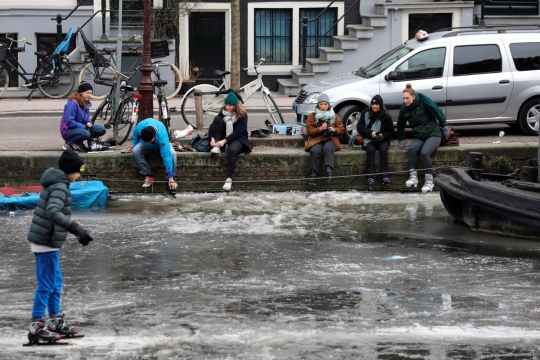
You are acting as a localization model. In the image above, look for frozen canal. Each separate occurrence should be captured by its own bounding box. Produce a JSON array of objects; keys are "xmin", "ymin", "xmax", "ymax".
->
[{"xmin": 1, "ymin": 191, "xmax": 540, "ymax": 359}]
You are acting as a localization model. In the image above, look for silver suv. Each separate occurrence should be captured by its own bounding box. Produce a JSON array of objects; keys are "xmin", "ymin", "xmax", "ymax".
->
[{"xmin": 293, "ymin": 27, "xmax": 540, "ymax": 140}]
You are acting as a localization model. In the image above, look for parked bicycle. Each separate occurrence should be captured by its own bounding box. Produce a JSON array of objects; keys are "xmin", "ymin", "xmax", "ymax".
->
[
  {"xmin": 90, "ymin": 79, "xmax": 140, "ymax": 148},
  {"xmin": 153, "ymin": 63, "xmax": 172, "ymax": 139},
  {"xmin": 0, "ymin": 34, "xmax": 74, "ymax": 100},
  {"xmin": 78, "ymin": 31, "xmax": 181, "ymax": 100},
  {"xmin": 180, "ymin": 56, "xmax": 284, "ymax": 129}
]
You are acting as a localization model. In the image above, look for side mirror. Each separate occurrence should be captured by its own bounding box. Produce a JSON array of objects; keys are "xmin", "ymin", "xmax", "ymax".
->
[{"xmin": 385, "ymin": 71, "xmax": 398, "ymax": 81}]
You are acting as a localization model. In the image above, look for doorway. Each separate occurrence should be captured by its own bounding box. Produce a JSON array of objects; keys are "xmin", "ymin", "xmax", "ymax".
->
[{"xmin": 189, "ymin": 12, "xmax": 225, "ymax": 85}]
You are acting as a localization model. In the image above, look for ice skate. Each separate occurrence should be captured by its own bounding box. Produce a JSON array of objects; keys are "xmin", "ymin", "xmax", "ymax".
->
[
  {"xmin": 422, "ymin": 174, "xmax": 434, "ymax": 194},
  {"xmin": 24, "ymin": 318, "xmax": 66, "ymax": 346},
  {"xmin": 367, "ymin": 177, "xmax": 375, "ymax": 190},
  {"xmin": 405, "ymin": 170, "xmax": 418, "ymax": 188},
  {"xmin": 48, "ymin": 313, "xmax": 84, "ymax": 339}
]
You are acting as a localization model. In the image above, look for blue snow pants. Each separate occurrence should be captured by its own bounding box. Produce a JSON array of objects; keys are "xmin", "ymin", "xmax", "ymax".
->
[{"xmin": 32, "ymin": 251, "xmax": 62, "ymax": 319}]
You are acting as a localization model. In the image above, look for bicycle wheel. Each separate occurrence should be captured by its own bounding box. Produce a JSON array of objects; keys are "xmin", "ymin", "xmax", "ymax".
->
[
  {"xmin": 262, "ymin": 91, "xmax": 285, "ymax": 124},
  {"xmin": 91, "ymin": 98, "xmax": 113, "ymax": 135},
  {"xmin": 152, "ymin": 61, "xmax": 181, "ymax": 100},
  {"xmin": 158, "ymin": 96, "xmax": 171, "ymax": 139},
  {"xmin": 79, "ymin": 62, "xmax": 115, "ymax": 100},
  {"xmin": 0, "ymin": 67, "xmax": 9, "ymax": 98},
  {"xmin": 180, "ymin": 84, "xmax": 224, "ymax": 129},
  {"xmin": 38, "ymin": 62, "xmax": 75, "ymax": 99},
  {"xmin": 113, "ymin": 97, "xmax": 135, "ymax": 145}
]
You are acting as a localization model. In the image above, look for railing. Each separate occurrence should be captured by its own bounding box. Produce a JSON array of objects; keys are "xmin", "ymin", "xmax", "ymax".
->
[{"xmin": 300, "ymin": 0, "xmax": 360, "ymax": 73}]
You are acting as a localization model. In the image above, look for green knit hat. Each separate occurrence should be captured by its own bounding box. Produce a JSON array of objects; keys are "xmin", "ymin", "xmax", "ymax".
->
[{"xmin": 224, "ymin": 92, "xmax": 239, "ymax": 106}]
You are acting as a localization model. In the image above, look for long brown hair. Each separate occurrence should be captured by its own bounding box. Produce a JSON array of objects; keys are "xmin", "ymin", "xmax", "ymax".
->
[
  {"xmin": 68, "ymin": 91, "xmax": 88, "ymax": 109},
  {"xmin": 221, "ymin": 103, "xmax": 246, "ymax": 119}
]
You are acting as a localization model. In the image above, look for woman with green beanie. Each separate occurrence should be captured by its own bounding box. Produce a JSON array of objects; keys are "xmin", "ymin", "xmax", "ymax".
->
[{"xmin": 208, "ymin": 91, "xmax": 252, "ymax": 191}]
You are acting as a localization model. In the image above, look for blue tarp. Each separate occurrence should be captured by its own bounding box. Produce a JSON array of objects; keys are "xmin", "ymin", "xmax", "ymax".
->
[{"xmin": 0, "ymin": 180, "xmax": 109, "ymax": 211}]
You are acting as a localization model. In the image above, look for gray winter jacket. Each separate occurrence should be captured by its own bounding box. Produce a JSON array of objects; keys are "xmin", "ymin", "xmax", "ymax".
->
[{"xmin": 27, "ymin": 168, "xmax": 75, "ymax": 248}]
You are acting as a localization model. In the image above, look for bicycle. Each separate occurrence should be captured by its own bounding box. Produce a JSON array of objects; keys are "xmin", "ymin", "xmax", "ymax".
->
[
  {"xmin": 153, "ymin": 63, "xmax": 171, "ymax": 139},
  {"xmin": 180, "ymin": 56, "xmax": 284, "ymax": 129},
  {"xmin": 0, "ymin": 33, "xmax": 75, "ymax": 100},
  {"xmin": 78, "ymin": 31, "xmax": 181, "ymax": 100},
  {"xmin": 89, "ymin": 79, "xmax": 140, "ymax": 148}
]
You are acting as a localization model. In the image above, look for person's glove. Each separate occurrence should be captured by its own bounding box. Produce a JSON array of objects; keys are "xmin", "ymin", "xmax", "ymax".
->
[
  {"xmin": 442, "ymin": 126, "xmax": 451, "ymax": 140},
  {"xmin": 398, "ymin": 140, "xmax": 406, "ymax": 149},
  {"xmin": 68, "ymin": 222, "xmax": 94, "ymax": 247}
]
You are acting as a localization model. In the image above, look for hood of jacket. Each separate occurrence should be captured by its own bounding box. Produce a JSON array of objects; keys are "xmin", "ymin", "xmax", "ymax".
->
[{"xmin": 40, "ymin": 168, "xmax": 70, "ymax": 188}]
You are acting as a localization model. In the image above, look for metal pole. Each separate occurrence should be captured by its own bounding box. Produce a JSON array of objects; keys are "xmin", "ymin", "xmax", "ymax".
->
[
  {"xmin": 479, "ymin": 0, "xmax": 486, "ymax": 26},
  {"xmin": 301, "ymin": 17, "xmax": 308, "ymax": 73},
  {"xmin": 56, "ymin": 14, "xmax": 63, "ymax": 46},
  {"xmin": 101, "ymin": 0, "xmax": 107, "ymax": 39},
  {"xmin": 114, "ymin": 0, "xmax": 123, "ymax": 140},
  {"xmin": 137, "ymin": 0, "xmax": 155, "ymax": 122}
]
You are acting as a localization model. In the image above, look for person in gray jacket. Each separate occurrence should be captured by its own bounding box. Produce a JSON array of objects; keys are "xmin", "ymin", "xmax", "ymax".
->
[{"xmin": 26, "ymin": 149, "xmax": 93, "ymax": 344}]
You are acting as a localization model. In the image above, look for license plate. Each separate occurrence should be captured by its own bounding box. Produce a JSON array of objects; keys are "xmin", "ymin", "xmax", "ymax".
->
[{"xmin": 292, "ymin": 103, "xmax": 297, "ymax": 113}]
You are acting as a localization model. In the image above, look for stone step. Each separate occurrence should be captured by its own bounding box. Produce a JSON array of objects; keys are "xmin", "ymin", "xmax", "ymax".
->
[
  {"xmin": 306, "ymin": 58, "xmax": 330, "ymax": 73},
  {"xmin": 346, "ymin": 24, "xmax": 374, "ymax": 39},
  {"xmin": 332, "ymin": 35, "xmax": 359, "ymax": 50},
  {"xmin": 319, "ymin": 47, "xmax": 344, "ymax": 62},
  {"xmin": 291, "ymin": 67, "xmax": 315, "ymax": 85},
  {"xmin": 277, "ymin": 78, "xmax": 301, "ymax": 97},
  {"xmin": 360, "ymin": 13, "xmax": 388, "ymax": 27}
]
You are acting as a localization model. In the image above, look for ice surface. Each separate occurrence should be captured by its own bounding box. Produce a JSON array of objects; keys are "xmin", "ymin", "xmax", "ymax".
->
[{"xmin": 1, "ymin": 192, "xmax": 540, "ymax": 358}]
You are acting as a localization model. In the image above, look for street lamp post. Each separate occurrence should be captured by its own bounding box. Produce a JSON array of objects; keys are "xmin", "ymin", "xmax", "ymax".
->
[{"xmin": 137, "ymin": 0, "xmax": 154, "ymax": 122}]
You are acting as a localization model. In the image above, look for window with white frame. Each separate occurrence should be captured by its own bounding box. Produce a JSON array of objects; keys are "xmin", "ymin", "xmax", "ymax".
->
[{"xmin": 254, "ymin": 9, "xmax": 292, "ymax": 65}]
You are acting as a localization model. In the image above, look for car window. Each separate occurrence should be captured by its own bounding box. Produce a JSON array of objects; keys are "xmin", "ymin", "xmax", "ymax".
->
[
  {"xmin": 395, "ymin": 47, "xmax": 446, "ymax": 80},
  {"xmin": 361, "ymin": 45, "xmax": 413, "ymax": 78},
  {"xmin": 453, "ymin": 44, "xmax": 502, "ymax": 76},
  {"xmin": 509, "ymin": 42, "xmax": 540, "ymax": 71}
]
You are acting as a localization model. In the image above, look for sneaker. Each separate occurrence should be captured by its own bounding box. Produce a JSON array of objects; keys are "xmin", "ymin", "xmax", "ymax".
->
[
  {"xmin": 367, "ymin": 177, "xmax": 375, "ymax": 186},
  {"xmin": 211, "ymin": 146, "xmax": 221, "ymax": 154},
  {"xmin": 70, "ymin": 143, "xmax": 85, "ymax": 152},
  {"xmin": 222, "ymin": 179, "xmax": 232, "ymax": 191},
  {"xmin": 121, "ymin": 145, "xmax": 132, "ymax": 153},
  {"xmin": 382, "ymin": 177, "xmax": 391, "ymax": 186},
  {"xmin": 89, "ymin": 139, "xmax": 109, "ymax": 151},
  {"xmin": 308, "ymin": 171, "xmax": 317, "ymax": 187},
  {"xmin": 63, "ymin": 141, "xmax": 69, "ymax": 150},
  {"xmin": 142, "ymin": 176, "xmax": 154, "ymax": 188}
]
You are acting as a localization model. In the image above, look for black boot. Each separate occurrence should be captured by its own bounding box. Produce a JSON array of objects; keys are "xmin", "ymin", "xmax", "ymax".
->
[
  {"xmin": 325, "ymin": 167, "xmax": 333, "ymax": 182},
  {"xmin": 308, "ymin": 171, "xmax": 317, "ymax": 187}
]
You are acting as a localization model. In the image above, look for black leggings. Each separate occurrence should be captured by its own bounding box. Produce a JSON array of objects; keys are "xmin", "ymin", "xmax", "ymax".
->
[
  {"xmin": 363, "ymin": 140, "xmax": 390, "ymax": 177},
  {"xmin": 211, "ymin": 117, "xmax": 246, "ymax": 179}
]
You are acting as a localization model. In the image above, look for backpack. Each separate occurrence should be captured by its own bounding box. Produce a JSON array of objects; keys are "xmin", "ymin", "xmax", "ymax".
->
[
  {"xmin": 191, "ymin": 134, "xmax": 211, "ymax": 152},
  {"xmin": 441, "ymin": 125, "xmax": 460, "ymax": 146}
]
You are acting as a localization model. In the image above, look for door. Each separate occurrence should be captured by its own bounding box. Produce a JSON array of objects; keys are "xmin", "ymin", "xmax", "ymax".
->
[
  {"xmin": 445, "ymin": 42, "xmax": 513, "ymax": 121},
  {"xmin": 380, "ymin": 46, "xmax": 449, "ymax": 121},
  {"xmin": 189, "ymin": 12, "xmax": 225, "ymax": 85}
]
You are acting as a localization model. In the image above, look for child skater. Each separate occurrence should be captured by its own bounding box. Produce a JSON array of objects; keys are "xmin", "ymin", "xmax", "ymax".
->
[{"xmin": 26, "ymin": 149, "xmax": 94, "ymax": 343}]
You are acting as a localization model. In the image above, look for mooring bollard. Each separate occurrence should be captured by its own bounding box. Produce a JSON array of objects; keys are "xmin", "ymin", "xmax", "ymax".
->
[
  {"xmin": 469, "ymin": 152, "xmax": 483, "ymax": 181},
  {"xmin": 194, "ymin": 89, "xmax": 203, "ymax": 130}
]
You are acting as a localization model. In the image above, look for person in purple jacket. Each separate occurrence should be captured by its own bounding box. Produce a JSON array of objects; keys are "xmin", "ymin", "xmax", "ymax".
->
[
  {"xmin": 60, "ymin": 82, "xmax": 107, "ymax": 152},
  {"xmin": 208, "ymin": 92, "xmax": 252, "ymax": 191}
]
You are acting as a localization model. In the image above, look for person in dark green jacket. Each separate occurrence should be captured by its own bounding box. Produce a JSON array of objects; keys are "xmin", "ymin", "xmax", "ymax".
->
[
  {"xmin": 26, "ymin": 149, "xmax": 93, "ymax": 344},
  {"xmin": 397, "ymin": 83, "xmax": 450, "ymax": 193}
]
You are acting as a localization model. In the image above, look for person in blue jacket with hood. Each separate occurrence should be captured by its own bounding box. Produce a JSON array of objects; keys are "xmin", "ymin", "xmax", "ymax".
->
[{"xmin": 130, "ymin": 118, "xmax": 178, "ymax": 194}]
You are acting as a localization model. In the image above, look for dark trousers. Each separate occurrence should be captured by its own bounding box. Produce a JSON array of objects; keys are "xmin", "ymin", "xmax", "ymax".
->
[
  {"xmin": 364, "ymin": 140, "xmax": 390, "ymax": 177},
  {"xmin": 309, "ymin": 140, "xmax": 336, "ymax": 174},
  {"xmin": 211, "ymin": 117, "xmax": 246, "ymax": 179},
  {"xmin": 408, "ymin": 136, "xmax": 440, "ymax": 175}
]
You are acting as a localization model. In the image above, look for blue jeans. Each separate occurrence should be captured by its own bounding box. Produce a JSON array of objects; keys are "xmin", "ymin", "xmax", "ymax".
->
[
  {"xmin": 408, "ymin": 136, "xmax": 440, "ymax": 175},
  {"xmin": 132, "ymin": 142, "xmax": 178, "ymax": 178},
  {"xmin": 62, "ymin": 125, "xmax": 107, "ymax": 145},
  {"xmin": 32, "ymin": 251, "xmax": 62, "ymax": 319}
]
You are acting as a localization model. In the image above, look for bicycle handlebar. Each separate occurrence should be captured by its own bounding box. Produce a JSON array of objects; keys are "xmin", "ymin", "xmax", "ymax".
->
[
  {"xmin": 242, "ymin": 55, "xmax": 272, "ymax": 72},
  {"xmin": 6, "ymin": 34, "xmax": 31, "ymax": 45}
]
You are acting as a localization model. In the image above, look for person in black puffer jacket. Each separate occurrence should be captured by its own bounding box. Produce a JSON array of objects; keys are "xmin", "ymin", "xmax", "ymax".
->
[
  {"xmin": 26, "ymin": 149, "xmax": 93, "ymax": 343},
  {"xmin": 357, "ymin": 95, "xmax": 394, "ymax": 187}
]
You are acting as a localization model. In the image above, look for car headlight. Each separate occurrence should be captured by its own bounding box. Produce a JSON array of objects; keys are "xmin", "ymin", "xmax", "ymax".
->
[{"xmin": 305, "ymin": 92, "xmax": 322, "ymax": 104}]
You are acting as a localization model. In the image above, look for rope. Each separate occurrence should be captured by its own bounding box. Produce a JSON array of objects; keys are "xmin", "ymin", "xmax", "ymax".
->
[{"xmin": 91, "ymin": 165, "xmax": 475, "ymax": 185}]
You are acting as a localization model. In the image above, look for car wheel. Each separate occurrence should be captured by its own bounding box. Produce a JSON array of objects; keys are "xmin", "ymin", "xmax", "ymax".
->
[
  {"xmin": 518, "ymin": 98, "xmax": 540, "ymax": 136},
  {"xmin": 337, "ymin": 104, "xmax": 365, "ymax": 143}
]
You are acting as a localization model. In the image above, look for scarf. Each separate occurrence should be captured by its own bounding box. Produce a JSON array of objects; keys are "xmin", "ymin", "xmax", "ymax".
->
[
  {"xmin": 363, "ymin": 111, "xmax": 382, "ymax": 146},
  {"xmin": 406, "ymin": 93, "xmax": 446, "ymax": 124},
  {"xmin": 315, "ymin": 108, "xmax": 336, "ymax": 124},
  {"xmin": 222, "ymin": 110, "xmax": 237, "ymax": 136}
]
